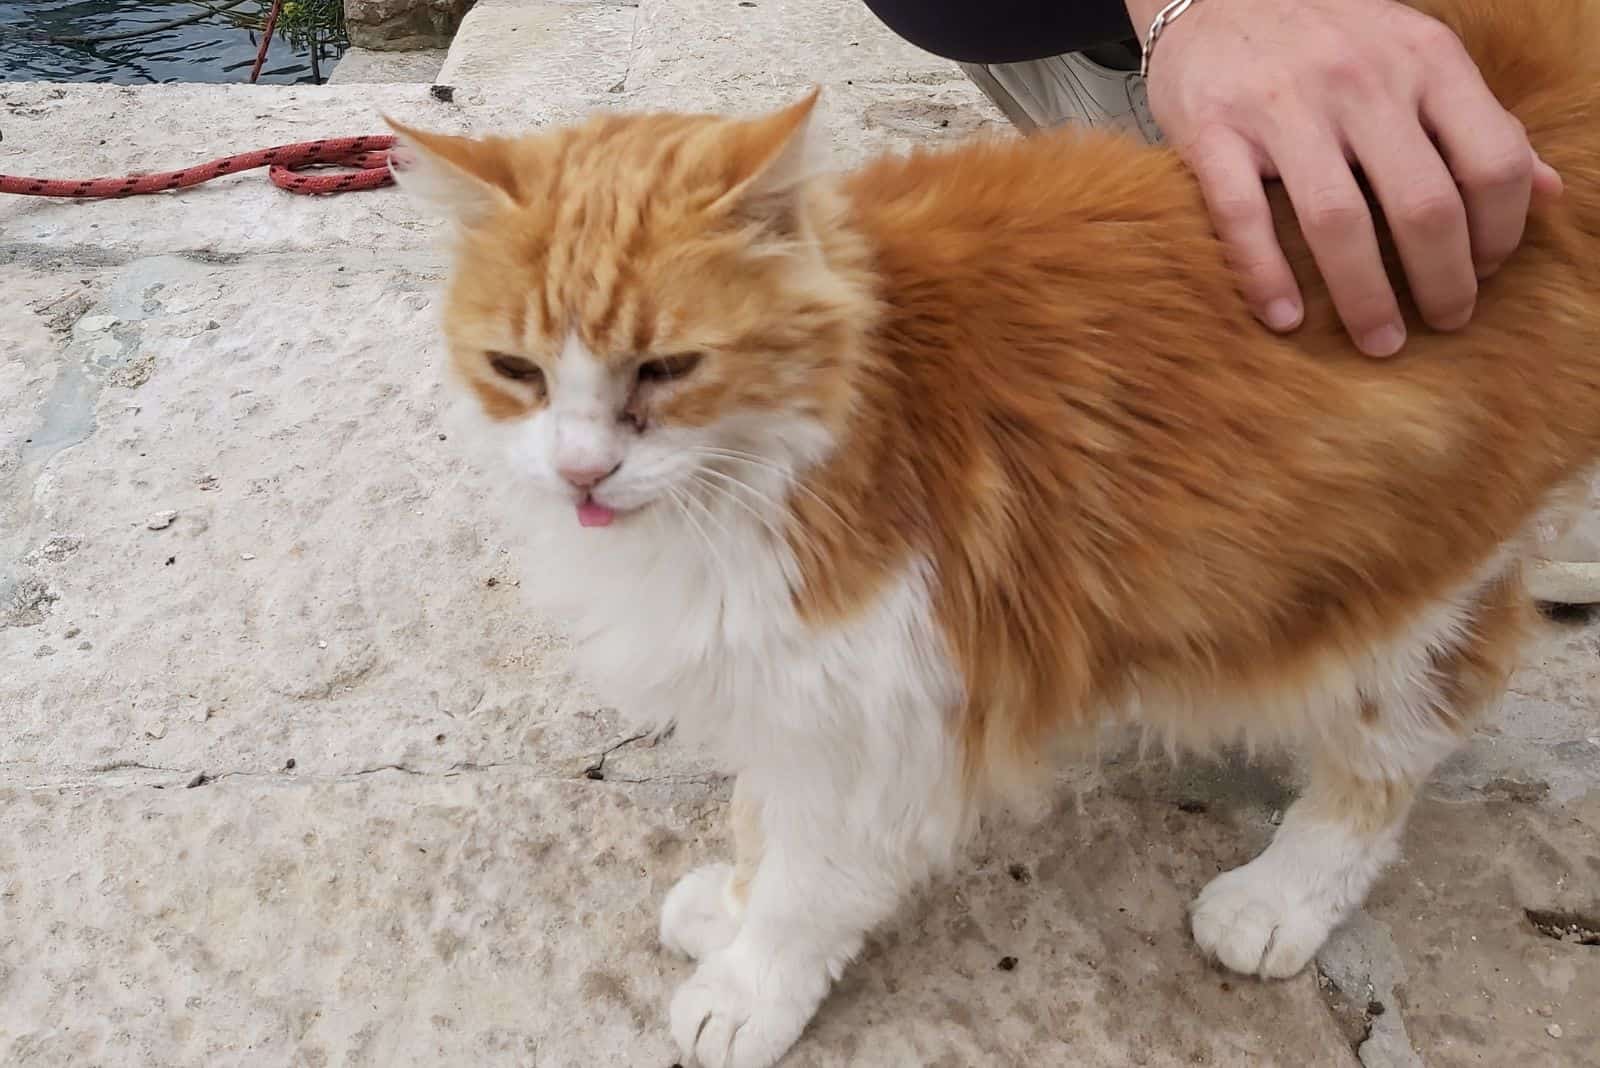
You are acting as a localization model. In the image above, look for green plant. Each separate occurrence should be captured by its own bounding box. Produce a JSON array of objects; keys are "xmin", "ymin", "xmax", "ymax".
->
[
  {"xmin": 275, "ymin": 0, "xmax": 347, "ymax": 50},
  {"xmin": 234, "ymin": 0, "xmax": 347, "ymax": 82}
]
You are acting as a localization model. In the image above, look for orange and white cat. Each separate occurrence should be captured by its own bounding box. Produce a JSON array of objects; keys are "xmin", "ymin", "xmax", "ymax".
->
[{"xmin": 390, "ymin": 0, "xmax": 1600, "ymax": 1064}]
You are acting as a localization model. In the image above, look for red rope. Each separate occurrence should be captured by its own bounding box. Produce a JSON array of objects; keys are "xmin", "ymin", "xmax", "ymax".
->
[
  {"xmin": 0, "ymin": 136, "xmax": 396, "ymax": 198},
  {"xmin": 249, "ymin": 0, "xmax": 285, "ymax": 84}
]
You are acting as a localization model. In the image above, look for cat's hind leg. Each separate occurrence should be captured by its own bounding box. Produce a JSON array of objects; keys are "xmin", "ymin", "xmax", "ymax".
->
[
  {"xmin": 660, "ymin": 775, "xmax": 762, "ymax": 962},
  {"xmin": 1190, "ymin": 570, "xmax": 1528, "ymax": 978}
]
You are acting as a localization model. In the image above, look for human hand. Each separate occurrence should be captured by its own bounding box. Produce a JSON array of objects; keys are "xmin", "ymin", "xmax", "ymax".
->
[{"xmin": 1129, "ymin": 0, "xmax": 1563, "ymax": 356}]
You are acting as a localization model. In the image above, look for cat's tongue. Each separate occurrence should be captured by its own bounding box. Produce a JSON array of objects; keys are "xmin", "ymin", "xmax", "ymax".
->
[{"xmin": 576, "ymin": 499, "xmax": 616, "ymax": 528}]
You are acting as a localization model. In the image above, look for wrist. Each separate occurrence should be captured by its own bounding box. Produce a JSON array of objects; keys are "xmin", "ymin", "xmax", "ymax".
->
[
  {"xmin": 1123, "ymin": 0, "xmax": 1171, "ymax": 28},
  {"xmin": 1125, "ymin": 0, "xmax": 1209, "ymax": 76}
]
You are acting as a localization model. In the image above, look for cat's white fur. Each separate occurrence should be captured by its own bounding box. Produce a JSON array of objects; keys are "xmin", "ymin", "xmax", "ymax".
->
[
  {"xmin": 450, "ymin": 336, "xmax": 1526, "ymax": 1068},
  {"xmin": 464, "ymin": 339, "xmax": 968, "ymax": 1064}
]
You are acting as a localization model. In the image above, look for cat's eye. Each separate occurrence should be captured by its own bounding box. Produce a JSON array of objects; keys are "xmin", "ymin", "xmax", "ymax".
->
[
  {"xmin": 636, "ymin": 353, "xmax": 703, "ymax": 384},
  {"xmin": 488, "ymin": 353, "xmax": 544, "ymax": 384}
]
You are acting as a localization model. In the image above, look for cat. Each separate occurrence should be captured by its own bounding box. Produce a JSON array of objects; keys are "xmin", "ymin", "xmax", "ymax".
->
[{"xmin": 388, "ymin": 0, "xmax": 1600, "ymax": 1064}]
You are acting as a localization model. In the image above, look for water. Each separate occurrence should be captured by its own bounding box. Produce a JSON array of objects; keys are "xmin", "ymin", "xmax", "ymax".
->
[{"xmin": 0, "ymin": 1, "xmax": 342, "ymax": 85}]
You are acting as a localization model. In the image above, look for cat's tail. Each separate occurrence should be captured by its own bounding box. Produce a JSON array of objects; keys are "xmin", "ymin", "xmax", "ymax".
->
[{"xmin": 1416, "ymin": 0, "xmax": 1600, "ymax": 209}]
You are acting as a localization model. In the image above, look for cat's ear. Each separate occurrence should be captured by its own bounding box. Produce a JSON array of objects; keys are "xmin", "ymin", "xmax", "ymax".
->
[
  {"xmin": 711, "ymin": 88, "xmax": 829, "ymax": 220},
  {"xmin": 385, "ymin": 118, "xmax": 518, "ymax": 226}
]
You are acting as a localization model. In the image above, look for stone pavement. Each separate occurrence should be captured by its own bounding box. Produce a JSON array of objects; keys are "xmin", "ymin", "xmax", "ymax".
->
[{"xmin": 1, "ymin": 3, "xmax": 1596, "ymax": 1065}]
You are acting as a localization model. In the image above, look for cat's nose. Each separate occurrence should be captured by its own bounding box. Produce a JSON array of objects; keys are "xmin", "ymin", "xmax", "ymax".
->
[{"xmin": 558, "ymin": 461, "xmax": 620, "ymax": 490}]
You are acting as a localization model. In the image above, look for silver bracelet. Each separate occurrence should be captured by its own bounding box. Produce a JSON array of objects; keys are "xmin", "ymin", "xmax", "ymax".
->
[{"xmin": 1140, "ymin": 0, "xmax": 1203, "ymax": 78}]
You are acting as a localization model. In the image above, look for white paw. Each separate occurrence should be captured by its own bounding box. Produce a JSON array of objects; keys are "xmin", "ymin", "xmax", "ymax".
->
[
  {"xmin": 661, "ymin": 864, "xmax": 741, "ymax": 962},
  {"xmin": 670, "ymin": 947, "xmax": 827, "ymax": 1068},
  {"xmin": 1190, "ymin": 861, "xmax": 1337, "ymax": 979}
]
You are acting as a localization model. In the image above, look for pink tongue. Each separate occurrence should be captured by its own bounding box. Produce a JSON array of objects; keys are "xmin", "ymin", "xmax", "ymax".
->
[{"xmin": 577, "ymin": 500, "xmax": 616, "ymax": 528}]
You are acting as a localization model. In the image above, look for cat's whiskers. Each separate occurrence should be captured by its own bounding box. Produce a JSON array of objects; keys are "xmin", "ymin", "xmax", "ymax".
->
[
  {"xmin": 675, "ymin": 477, "xmax": 739, "ymax": 547},
  {"xmin": 663, "ymin": 483, "xmax": 733, "ymax": 580},
  {"xmin": 689, "ymin": 446, "xmax": 850, "ymax": 533},
  {"xmin": 694, "ymin": 464, "xmax": 785, "ymax": 516},
  {"xmin": 688, "ymin": 460, "xmax": 834, "ymax": 567},
  {"xmin": 645, "ymin": 486, "xmax": 670, "ymax": 547},
  {"xmin": 689, "ymin": 469, "xmax": 813, "ymax": 559},
  {"xmin": 691, "ymin": 466, "xmax": 837, "ymax": 570}
]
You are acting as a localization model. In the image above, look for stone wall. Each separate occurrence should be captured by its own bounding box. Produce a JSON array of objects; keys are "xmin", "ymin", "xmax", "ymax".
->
[{"xmin": 345, "ymin": 0, "xmax": 474, "ymax": 50}]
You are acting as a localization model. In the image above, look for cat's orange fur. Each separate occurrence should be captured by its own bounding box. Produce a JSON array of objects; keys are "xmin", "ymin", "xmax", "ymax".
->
[
  {"xmin": 393, "ymin": 0, "xmax": 1599, "ymax": 1061},
  {"xmin": 815, "ymin": 0, "xmax": 1600, "ymax": 783},
  {"xmin": 403, "ymin": 0, "xmax": 1596, "ymax": 780}
]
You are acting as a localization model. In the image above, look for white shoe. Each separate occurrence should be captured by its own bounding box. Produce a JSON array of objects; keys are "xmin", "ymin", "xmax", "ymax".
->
[{"xmin": 961, "ymin": 52, "xmax": 1163, "ymax": 144}]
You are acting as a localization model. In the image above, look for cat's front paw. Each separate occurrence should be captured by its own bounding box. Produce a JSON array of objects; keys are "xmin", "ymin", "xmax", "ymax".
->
[
  {"xmin": 661, "ymin": 864, "xmax": 741, "ymax": 962},
  {"xmin": 1190, "ymin": 861, "xmax": 1337, "ymax": 979},
  {"xmin": 669, "ymin": 945, "xmax": 828, "ymax": 1068}
]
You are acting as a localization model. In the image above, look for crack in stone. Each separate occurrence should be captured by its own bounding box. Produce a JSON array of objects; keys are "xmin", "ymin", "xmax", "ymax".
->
[
  {"xmin": 86, "ymin": 760, "xmax": 180, "ymax": 774},
  {"xmin": 349, "ymin": 761, "xmax": 521, "ymax": 777},
  {"xmin": 352, "ymin": 763, "xmax": 423, "ymax": 777},
  {"xmin": 9, "ymin": 758, "xmax": 718, "ymax": 792},
  {"xmin": 1314, "ymin": 965, "xmax": 1378, "ymax": 1056},
  {"xmin": 604, "ymin": 773, "xmax": 720, "ymax": 787},
  {"xmin": 1526, "ymin": 908, "xmax": 1600, "ymax": 946},
  {"xmin": 0, "ymin": 242, "xmax": 448, "ymax": 274},
  {"xmin": 612, "ymin": 0, "xmax": 644, "ymax": 94},
  {"xmin": 582, "ymin": 730, "xmax": 652, "ymax": 781}
]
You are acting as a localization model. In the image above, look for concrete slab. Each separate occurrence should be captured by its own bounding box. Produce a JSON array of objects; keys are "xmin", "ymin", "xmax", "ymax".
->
[
  {"xmin": 1437, "ymin": 619, "xmax": 1600, "ymax": 804},
  {"xmin": 6, "ymin": 256, "xmax": 552, "ymax": 780},
  {"xmin": 0, "ymin": 84, "xmax": 588, "ymax": 259},
  {"xmin": 436, "ymin": 0, "xmax": 638, "ymax": 96},
  {"xmin": 3, "ymin": 759, "xmax": 1595, "ymax": 1065},
  {"xmin": 0, "ymin": 773, "xmax": 711, "ymax": 1066},
  {"xmin": 1, "ymin": 0, "xmax": 1597, "ymax": 1065},
  {"xmin": 1318, "ymin": 788, "xmax": 1600, "ymax": 1067},
  {"xmin": 617, "ymin": 0, "xmax": 1005, "ymax": 162},
  {"xmin": 624, "ymin": 0, "xmax": 969, "ymax": 93},
  {"xmin": 327, "ymin": 46, "xmax": 450, "ymax": 85}
]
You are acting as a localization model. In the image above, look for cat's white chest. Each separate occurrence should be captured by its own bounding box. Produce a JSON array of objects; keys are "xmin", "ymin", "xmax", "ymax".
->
[{"xmin": 515, "ymin": 500, "xmax": 960, "ymax": 765}]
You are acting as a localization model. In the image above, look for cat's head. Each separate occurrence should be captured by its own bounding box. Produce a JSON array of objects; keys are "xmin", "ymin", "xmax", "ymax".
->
[{"xmin": 389, "ymin": 92, "xmax": 873, "ymax": 529}]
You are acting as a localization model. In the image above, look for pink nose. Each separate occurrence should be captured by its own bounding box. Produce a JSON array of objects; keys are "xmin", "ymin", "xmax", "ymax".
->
[{"xmin": 558, "ymin": 461, "xmax": 619, "ymax": 490}]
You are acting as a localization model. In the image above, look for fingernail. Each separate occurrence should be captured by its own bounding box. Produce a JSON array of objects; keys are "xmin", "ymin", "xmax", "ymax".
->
[
  {"xmin": 1262, "ymin": 299, "xmax": 1302, "ymax": 331},
  {"xmin": 1360, "ymin": 323, "xmax": 1406, "ymax": 358},
  {"xmin": 1436, "ymin": 303, "xmax": 1475, "ymax": 332}
]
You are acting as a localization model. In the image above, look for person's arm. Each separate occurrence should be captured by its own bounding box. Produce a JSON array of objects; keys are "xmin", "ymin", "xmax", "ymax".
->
[{"xmin": 1124, "ymin": 0, "xmax": 1562, "ymax": 356}]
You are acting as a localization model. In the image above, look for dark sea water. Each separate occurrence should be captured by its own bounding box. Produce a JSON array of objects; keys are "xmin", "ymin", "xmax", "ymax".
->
[{"xmin": 0, "ymin": 1, "xmax": 339, "ymax": 85}]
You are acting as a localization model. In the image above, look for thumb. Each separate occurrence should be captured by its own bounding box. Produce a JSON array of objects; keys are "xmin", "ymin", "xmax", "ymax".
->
[{"xmin": 1533, "ymin": 152, "xmax": 1563, "ymax": 202}]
